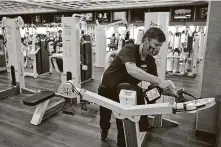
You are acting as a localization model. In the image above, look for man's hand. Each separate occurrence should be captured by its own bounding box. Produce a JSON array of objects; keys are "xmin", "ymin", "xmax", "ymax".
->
[
  {"xmin": 171, "ymin": 88, "xmax": 184, "ymax": 98},
  {"xmin": 162, "ymin": 88, "xmax": 184, "ymax": 98},
  {"xmin": 158, "ymin": 80, "xmax": 172, "ymax": 91},
  {"xmin": 158, "ymin": 79, "xmax": 184, "ymax": 98}
]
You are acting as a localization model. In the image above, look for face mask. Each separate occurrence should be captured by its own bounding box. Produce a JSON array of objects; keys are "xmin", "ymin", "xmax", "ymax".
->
[
  {"xmin": 149, "ymin": 45, "xmax": 160, "ymax": 56},
  {"xmin": 148, "ymin": 46, "xmax": 155, "ymax": 56},
  {"xmin": 142, "ymin": 40, "xmax": 159, "ymax": 57}
]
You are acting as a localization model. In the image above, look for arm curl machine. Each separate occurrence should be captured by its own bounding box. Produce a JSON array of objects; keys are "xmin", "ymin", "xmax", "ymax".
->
[{"xmin": 57, "ymin": 80, "xmax": 215, "ymax": 147}]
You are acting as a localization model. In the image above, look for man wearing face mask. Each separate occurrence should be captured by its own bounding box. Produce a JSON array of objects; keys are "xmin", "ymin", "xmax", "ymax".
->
[{"xmin": 98, "ymin": 27, "xmax": 180, "ymax": 147}]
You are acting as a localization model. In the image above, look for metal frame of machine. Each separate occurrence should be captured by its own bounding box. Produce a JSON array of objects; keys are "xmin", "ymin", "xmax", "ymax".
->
[
  {"xmin": 0, "ymin": 16, "xmax": 36, "ymax": 98},
  {"xmin": 58, "ymin": 14, "xmax": 94, "ymax": 87},
  {"xmin": 0, "ymin": 17, "xmax": 66, "ymax": 126},
  {"xmin": 57, "ymin": 80, "xmax": 215, "ymax": 147}
]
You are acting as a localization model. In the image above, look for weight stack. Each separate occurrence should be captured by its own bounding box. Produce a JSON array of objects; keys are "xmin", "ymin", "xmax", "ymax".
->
[
  {"xmin": 187, "ymin": 36, "xmax": 193, "ymax": 52},
  {"xmin": 80, "ymin": 43, "xmax": 86, "ymax": 82},
  {"xmin": 80, "ymin": 42, "xmax": 92, "ymax": 82},
  {"xmin": 34, "ymin": 35, "xmax": 49, "ymax": 75},
  {"xmin": 0, "ymin": 35, "xmax": 6, "ymax": 72},
  {"xmin": 39, "ymin": 40, "xmax": 50, "ymax": 74},
  {"xmin": 85, "ymin": 43, "xmax": 92, "ymax": 81}
]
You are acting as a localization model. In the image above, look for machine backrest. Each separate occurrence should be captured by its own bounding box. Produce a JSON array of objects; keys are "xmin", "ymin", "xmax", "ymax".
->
[{"xmin": 51, "ymin": 57, "xmax": 63, "ymax": 73}]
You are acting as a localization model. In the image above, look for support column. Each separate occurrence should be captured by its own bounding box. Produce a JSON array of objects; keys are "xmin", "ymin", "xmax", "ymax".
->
[
  {"xmin": 3, "ymin": 17, "xmax": 25, "ymax": 90},
  {"xmin": 62, "ymin": 17, "xmax": 81, "ymax": 89},
  {"xmin": 95, "ymin": 25, "xmax": 106, "ymax": 67},
  {"xmin": 196, "ymin": 1, "xmax": 221, "ymax": 143}
]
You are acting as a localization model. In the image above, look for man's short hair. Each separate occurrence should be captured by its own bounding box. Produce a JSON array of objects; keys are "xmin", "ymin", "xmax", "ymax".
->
[{"xmin": 142, "ymin": 27, "xmax": 166, "ymax": 43}]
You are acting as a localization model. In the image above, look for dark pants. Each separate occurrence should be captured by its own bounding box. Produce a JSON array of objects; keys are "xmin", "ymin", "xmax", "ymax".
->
[{"xmin": 98, "ymin": 83, "xmax": 150, "ymax": 147}]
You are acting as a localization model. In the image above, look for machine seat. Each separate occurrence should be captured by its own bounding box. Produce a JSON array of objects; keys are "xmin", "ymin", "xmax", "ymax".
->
[{"xmin": 23, "ymin": 91, "xmax": 55, "ymax": 106}]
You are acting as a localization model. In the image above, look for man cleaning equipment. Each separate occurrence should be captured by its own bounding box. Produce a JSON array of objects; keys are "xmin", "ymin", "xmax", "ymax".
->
[{"xmin": 98, "ymin": 27, "xmax": 182, "ymax": 147}]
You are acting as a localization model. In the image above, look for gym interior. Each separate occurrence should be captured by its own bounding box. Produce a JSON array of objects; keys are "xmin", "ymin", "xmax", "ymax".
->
[{"xmin": 0, "ymin": 0, "xmax": 220, "ymax": 147}]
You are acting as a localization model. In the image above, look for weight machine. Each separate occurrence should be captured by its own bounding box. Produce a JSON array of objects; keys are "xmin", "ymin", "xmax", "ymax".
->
[
  {"xmin": 56, "ymin": 79, "xmax": 215, "ymax": 147},
  {"xmin": 43, "ymin": 23, "xmax": 63, "ymax": 74},
  {"xmin": 117, "ymin": 23, "xmax": 137, "ymax": 51},
  {"xmin": 21, "ymin": 12, "xmax": 214, "ymax": 147},
  {"xmin": 95, "ymin": 19, "xmax": 127, "ymax": 67},
  {"xmin": 19, "ymin": 15, "xmax": 215, "ymax": 147},
  {"xmin": 23, "ymin": 34, "xmax": 50, "ymax": 78},
  {"xmin": 51, "ymin": 14, "xmax": 94, "ymax": 87},
  {"xmin": 21, "ymin": 15, "xmax": 93, "ymax": 125},
  {"xmin": 166, "ymin": 26, "xmax": 205, "ymax": 78},
  {"xmin": 0, "ymin": 17, "xmax": 68, "ymax": 126},
  {"xmin": 0, "ymin": 17, "xmax": 36, "ymax": 98}
]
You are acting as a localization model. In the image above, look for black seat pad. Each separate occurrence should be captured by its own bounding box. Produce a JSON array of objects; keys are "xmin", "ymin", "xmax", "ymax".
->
[{"xmin": 23, "ymin": 91, "xmax": 55, "ymax": 106}]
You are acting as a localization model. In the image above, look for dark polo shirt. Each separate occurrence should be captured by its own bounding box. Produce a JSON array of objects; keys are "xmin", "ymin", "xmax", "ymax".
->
[{"xmin": 101, "ymin": 44, "xmax": 158, "ymax": 89}]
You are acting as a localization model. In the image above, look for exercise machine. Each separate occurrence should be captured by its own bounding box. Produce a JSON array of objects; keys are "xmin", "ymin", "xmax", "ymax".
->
[
  {"xmin": 0, "ymin": 17, "xmax": 70, "ymax": 125},
  {"xmin": 117, "ymin": 24, "xmax": 135, "ymax": 51},
  {"xmin": 0, "ymin": 16, "xmax": 35, "ymax": 98},
  {"xmin": 51, "ymin": 14, "xmax": 94, "ymax": 86},
  {"xmin": 22, "ymin": 15, "xmax": 89, "ymax": 125},
  {"xmin": 24, "ymin": 34, "xmax": 50, "ymax": 78},
  {"xmin": 23, "ymin": 47, "xmax": 216, "ymax": 145},
  {"xmin": 22, "ymin": 15, "xmax": 97, "ymax": 125},
  {"xmin": 95, "ymin": 19, "xmax": 127, "ymax": 67},
  {"xmin": 55, "ymin": 79, "xmax": 215, "ymax": 147},
  {"xmin": 166, "ymin": 26, "xmax": 206, "ymax": 78}
]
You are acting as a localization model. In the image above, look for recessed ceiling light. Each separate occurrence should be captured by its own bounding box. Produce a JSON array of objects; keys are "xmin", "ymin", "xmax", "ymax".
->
[{"xmin": 38, "ymin": 6, "xmax": 41, "ymax": 8}]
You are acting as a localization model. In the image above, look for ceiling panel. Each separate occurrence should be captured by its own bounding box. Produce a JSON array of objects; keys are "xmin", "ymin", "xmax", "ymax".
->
[
  {"xmin": 0, "ymin": 1, "xmax": 57, "ymax": 15},
  {"xmin": 0, "ymin": 0, "xmax": 207, "ymax": 15}
]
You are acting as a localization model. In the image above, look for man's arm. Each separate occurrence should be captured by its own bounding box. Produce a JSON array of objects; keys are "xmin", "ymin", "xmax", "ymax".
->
[
  {"xmin": 125, "ymin": 62, "xmax": 164, "ymax": 86},
  {"xmin": 119, "ymin": 46, "xmax": 170, "ymax": 90}
]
